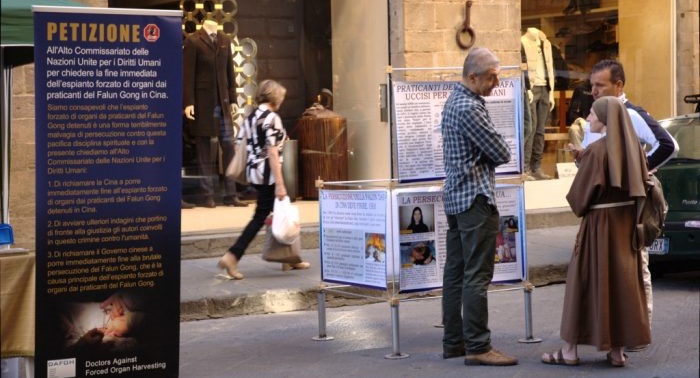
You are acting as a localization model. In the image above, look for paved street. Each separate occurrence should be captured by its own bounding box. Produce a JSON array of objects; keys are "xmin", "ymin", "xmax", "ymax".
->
[{"xmin": 179, "ymin": 270, "xmax": 699, "ymax": 378}]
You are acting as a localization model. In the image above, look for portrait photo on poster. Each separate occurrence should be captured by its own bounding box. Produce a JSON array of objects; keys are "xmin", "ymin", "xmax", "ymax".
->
[{"xmin": 399, "ymin": 204, "xmax": 435, "ymax": 234}]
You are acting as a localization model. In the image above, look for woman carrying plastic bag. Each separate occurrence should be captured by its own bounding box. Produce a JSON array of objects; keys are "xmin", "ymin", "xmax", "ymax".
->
[{"xmin": 217, "ymin": 80, "xmax": 310, "ymax": 280}]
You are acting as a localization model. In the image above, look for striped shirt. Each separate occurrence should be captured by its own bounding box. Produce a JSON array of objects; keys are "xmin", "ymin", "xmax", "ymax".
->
[
  {"xmin": 440, "ymin": 83, "xmax": 510, "ymax": 215},
  {"xmin": 239, "ymin": 104, "xmax": 286, "ymax": 185}
]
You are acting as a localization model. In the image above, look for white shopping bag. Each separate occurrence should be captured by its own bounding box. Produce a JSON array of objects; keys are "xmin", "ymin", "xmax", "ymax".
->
[{"xmin": 271, "ymin": 196, "xmax": 301, "ymax": 245}]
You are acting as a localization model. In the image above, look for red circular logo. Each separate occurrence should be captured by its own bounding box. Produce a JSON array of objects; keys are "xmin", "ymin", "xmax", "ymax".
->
[{"xmin": 144, "ymin": 24, "xmax": 160, "ymax": 42}]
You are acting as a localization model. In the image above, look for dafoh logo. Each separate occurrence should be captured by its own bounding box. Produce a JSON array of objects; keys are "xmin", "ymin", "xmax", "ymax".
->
[{"xmin": 47, "ymin": 358, "xmax": 76, "ymax": 378}]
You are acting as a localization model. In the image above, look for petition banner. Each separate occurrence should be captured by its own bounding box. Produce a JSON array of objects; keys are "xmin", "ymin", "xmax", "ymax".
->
[{"xmin": 33, "ymin": 6, "xmax": 182, "ymax": 378}]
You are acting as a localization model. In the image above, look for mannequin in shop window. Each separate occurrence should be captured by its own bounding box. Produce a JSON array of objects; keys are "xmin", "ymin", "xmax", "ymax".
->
[
  {"xmin": 183, "ymin": 19, "xmax": 247, "ymax": 208},
  {"xmin": 521, "ymin": 27, "xmax": 555, "ymax": 180}
]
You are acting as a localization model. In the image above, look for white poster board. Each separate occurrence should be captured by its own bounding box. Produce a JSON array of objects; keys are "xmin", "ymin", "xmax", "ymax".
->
[
  {"xmin": 391, "ymin": 186, "xmax": 445, "ymax": 292},
  {"xmin": 319, "ymin": 189, "xmax": 391, "ymax": 290},
  {"xmin": 392, "ymin": 78, "xmax": 522, "ymax": 182},
  {"xmin": 391, "ymin": 185, "xmax": 526, "ymax": 292}
]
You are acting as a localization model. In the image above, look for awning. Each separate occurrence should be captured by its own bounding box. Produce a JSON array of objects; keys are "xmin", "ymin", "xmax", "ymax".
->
[{"xmin": 1, "ymin": 0, "xmax": 86, "ymax": 47}]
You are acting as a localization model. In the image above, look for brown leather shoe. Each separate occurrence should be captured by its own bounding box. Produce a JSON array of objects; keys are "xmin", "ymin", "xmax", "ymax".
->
[{"xmin": 464, "ymin": 349, "xmax": 518, "ymax": 366}]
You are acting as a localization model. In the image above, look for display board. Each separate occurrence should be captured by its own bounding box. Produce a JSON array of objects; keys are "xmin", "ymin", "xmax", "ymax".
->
[
  {"xmin": 391, "ymin": 185, "xmax": 526, "ymax": 292},
  {"xmin": 392, "ymin": 77, "xmax": 522, "ymax": 182},
  {"xmin": 33, "ymin": 6, "xmax": 182, "ymax": 378},
  {"xmin": 319, "ymin": 189, "xmax": 391, "ymax": 290},
  {"xmin": 319, "ymin": 185, "xmax": 526, "ymax": 293}
]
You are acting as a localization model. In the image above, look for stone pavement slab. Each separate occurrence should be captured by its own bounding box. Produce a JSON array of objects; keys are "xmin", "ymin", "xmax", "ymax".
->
[{"xmin": 179, "ymin": 271, "xmax": 700, "ymax": 378}]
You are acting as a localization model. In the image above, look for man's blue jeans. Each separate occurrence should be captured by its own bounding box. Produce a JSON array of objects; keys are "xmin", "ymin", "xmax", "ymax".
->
[{"xmin": 442, "ymin": 195, "xmax": 499, "ymax": 354}]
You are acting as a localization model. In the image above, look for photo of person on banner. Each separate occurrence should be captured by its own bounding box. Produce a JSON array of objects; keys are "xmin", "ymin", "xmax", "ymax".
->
[
  {"xmin": 400, "ymin": 241, "xmax": 436, "ymax": 267},
  {"xmin": 59, "ymin": 291, "xmax": 153, "ymax": 356},
  {"xmin": 400, "ymin": 204, "xmax": 434, "ymax": 234},
  {"xmin": 411, "ymin": 242, "xmax": 435, "ymax": 265},
  {"xmin": 495, "ymin": 216, "xmax": 518, "ymax": 264}
]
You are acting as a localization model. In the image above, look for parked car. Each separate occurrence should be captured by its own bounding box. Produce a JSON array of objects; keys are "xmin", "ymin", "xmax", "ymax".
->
[{"xmin": 649, "ymin": 95, "xmax": 700, "ymax": 275}]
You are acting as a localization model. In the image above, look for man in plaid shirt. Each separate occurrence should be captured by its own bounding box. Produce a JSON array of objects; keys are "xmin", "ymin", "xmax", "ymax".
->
[{"xmin": 440, "ymin": 47, "xmax": 517, "ymax": 367}]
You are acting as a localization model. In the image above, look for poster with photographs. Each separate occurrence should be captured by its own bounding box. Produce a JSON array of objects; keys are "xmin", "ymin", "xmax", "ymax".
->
[
  {"xmin": 319, "ymin": 190, "xmax": 391, "ymax": 290},
  {"xmin": 391, "ymin": 77, "xmax": 522, "ymax": 183},
  {"xmin": 392, "ymin": 185, "xmax": 526, "ymax": 292},
  {"xmin": 492, "ymin": 185, "xmax": 527, "ymax": 280},
  {"xmin": 392, "ymin": 187, "xmax": 446, "ymax": 292}
]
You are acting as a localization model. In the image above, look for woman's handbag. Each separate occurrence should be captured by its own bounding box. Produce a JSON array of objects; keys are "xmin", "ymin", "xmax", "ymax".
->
[
  {"xmin": 226, "ymin": 139, "xmax": 248, "ymax": 185},
  {"xmin": 262, "ymin": 222, "xmax": 302, "ymax": 264}
]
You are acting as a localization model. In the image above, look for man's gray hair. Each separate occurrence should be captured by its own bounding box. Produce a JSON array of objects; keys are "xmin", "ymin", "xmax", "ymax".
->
[{"xmin": 462, "ymin": 47, "xmax": 500, "ymax": 77}]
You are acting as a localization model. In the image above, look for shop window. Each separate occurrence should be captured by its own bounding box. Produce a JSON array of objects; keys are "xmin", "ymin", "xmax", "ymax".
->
[{"xmin": 522, "ymin": 0, "xmax": 619, "ymax": 128}]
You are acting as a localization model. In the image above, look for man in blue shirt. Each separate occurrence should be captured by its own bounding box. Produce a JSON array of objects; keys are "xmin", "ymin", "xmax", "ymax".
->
[
  {"xmin": 580, "ymin": 60, "xmax": 677, "ymax": 171},
  {"xmin": 440, "ymin": 47, "xmax": 517, "ymax": 366}
]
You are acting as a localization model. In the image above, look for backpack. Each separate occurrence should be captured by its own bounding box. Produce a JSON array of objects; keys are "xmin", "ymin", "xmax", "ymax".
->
[{"xmin": 634, "ymin": 175, "xmax": 668, "ymax": 250}]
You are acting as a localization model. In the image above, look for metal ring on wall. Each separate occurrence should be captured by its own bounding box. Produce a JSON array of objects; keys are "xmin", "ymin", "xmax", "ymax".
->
[{"xmin": 456, "ymin": 26, "xmax": 475, "ymax": 50}]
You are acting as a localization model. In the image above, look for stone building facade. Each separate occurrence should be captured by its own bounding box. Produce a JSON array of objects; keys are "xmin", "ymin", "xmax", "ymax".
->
[{"xmin": 6, "ymin": 0, "xmax": 699, "ymax": 248}]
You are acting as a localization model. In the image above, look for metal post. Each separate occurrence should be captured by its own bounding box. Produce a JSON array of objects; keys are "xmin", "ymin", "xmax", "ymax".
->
[
  {"xmin": 518, "ymin": 282, "xmax": 542, "ymax": 343},
  {"xmin": 385, "ymin": 299, "xmax": 409, "ymax": 359},
  {"xmin": 312, "ymin": 290, "xmax": 334, "ymax": 341}
]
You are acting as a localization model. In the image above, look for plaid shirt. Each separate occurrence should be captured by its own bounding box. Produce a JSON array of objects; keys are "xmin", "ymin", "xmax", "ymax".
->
[{"xmin": 441, "ymin": 83, "xmax": 510, "ymax": 215}]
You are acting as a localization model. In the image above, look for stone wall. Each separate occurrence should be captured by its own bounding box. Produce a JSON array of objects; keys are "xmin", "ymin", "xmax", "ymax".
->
[
  {"xmin": 677, "ymin": 0, "xmax": 700, "ymax": 114},
  {"xmin": 8, "ymin": 63, "xmax": 36, "ymax": 249},
  {"xmin": 7, "ymin": 0, "xmax": 106, "ymax": 249},
  {"xmin": 390, "ymin": 0, "xmax": 522, "ymax": 81}
]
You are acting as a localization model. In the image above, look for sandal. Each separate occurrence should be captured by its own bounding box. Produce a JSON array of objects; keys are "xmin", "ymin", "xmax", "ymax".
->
[
  {"xmin": 217, "ymin": 254, "xmax": 244, "ymax": 280},
  {"xmin": 282, "ymin": 262, "xmax": 311, "ymax": 271},
  {"xmin": 606, "ymin": 352, "xmax": 626, "ymax": 367},
  {"xmin": 541, "ymin": 349, "xmax": 580, "ymax": 366}
]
